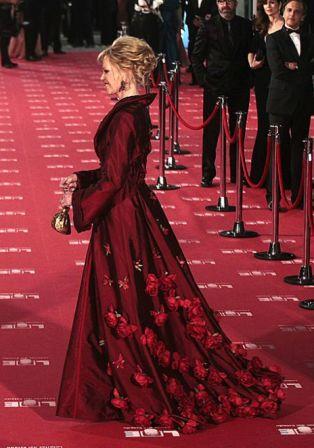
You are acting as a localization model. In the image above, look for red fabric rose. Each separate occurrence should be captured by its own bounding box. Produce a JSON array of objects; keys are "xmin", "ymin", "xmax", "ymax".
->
[
  {"xmin": 132, "ymin": 365, "xmax": 154, "ymax": 387},
  {"xmin": 151, "ymin": 305, "xmax": 168, "ymax": 327},
  {"xmin": 145, "ymin": 273, "xmax": 159, "ymax": 296},
  {"xmin": 166, "ymin": 295, "xmax": 179, "ymax": 311},
  {"xmin": 231, "ymin": 343, "xmax": 248, "ymax": 357},
  {"xmin": 171, "ymin": 353, "xmax": 190, "ymax": 373},
  {"xmin": 158, "ymin": 349, "xmax": 171, "ymax": 368},
  {"xmin": 104, "ymin": 304, "xmax": 119, "ymax": 328},
  {"xmin": 155, "ymin": 409, "xmax": 174, "ymax": 428},
  {"xmin": 234, "ymin": 370, "xmax": 257, "ymax": 387},
  {"xmin": 193, "ymin": 359, "xmax": 208, "ymax": 380},
  {"xmin": 178, "ymin": 298, "xmax": 192, "ymax": 309},
  {"xmin": 270, "ymin": 388, "xmax": 286, "ymax": 401},
  {"xmin": 153, "ymin": 340, "xmax": 166, "ymax": 358},
  {"xmin": 203, "ymin": 332, "xmax": 223, "ymax": 350},
  {"xmin": 228, "ymin": 389, "xmax": 245, "ymax": 406},
  {"xmin": 186, "ymin": 317, "xmax": 207, "ymax": 341},
  {"xmin": 116, "ymin": 316, "xmax": 137, "ymax": 338},
  {"xmin": 187, "ymin": 298, "xmax": 204, "ymax": 320},
  {"xmin": 260, "ymin": 375, "xmax": 278, "ymax": 390},
  {"xmin": 260, "ymin": 399, "xmax": 278, "ymax": 417},
  {"xmin": 195, "ymin": 384, "xmax": 210, "ymax": 406},
  {"xmin": 133, "ymin": 408, "xmax": 154, "ymax": 426},
  {"xmin": 159, "ymin": 273, "xmax": 176, "ymax": 292},
  {"xmin": 180, "ymin": 419, "xmax": 198, "ymax": 434},
  {"xmin": 210, "ymin": 405, "xmax": 229, "ymax": 424},
  {"xmin": 235, "ymin": 405, "xmax": 258, "ymax": 418},
  {"xmin": 207, "ymin": 367, "xmax": 226, "ymax": 384},
  {"xmin": 165, "ymin": 377, "xmax": 184, "ymax": 398},
  {"xmin": 111, "ymin": 388, "xmax": 128, "ymax": 409},
  {"xmin": 141, "ymin": 327, "xmax": 158, "ymax": 349}
]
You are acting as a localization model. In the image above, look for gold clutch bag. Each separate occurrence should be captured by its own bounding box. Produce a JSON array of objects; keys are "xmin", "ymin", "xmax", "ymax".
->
[{"xmin": 51, "ymin": 206, "xmax": 71, "ymax": 235}]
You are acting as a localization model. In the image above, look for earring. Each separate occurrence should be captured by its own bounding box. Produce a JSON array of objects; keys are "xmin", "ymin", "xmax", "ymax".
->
[{"xmin": 119, "ymin": 80, "xmax": 126, "ymax": 92}]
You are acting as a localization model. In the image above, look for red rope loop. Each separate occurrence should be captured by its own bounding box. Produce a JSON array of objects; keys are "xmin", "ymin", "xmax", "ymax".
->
[
  {"xmin": 240, "ymin": 130, "xmax": 272, "ymax": 189},
  {"xmin": 166, "ymin": 91, "xmax": 220, "ymax": 130},
  {"xmin": 276, "ymin": 140, "xmax": 304, "ymax": 209},
  {"xmin": 222, "ymin": 108, "xmax": 238, "ymax": 144}
]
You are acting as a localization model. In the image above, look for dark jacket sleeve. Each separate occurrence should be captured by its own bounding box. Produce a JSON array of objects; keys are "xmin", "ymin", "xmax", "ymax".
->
[
  {"xmin": 191, "ymin": 22, "xmax": 209, "ymax": 87},
  {"xmin": 72, "ymin": 113, "xmax": 137, "ymax": 233},
  {"xmin": 266, "ymin": 33, "xmax": 295, "ymax": 82}
]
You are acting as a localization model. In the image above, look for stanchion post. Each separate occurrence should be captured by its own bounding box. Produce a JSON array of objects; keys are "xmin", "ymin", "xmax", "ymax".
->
[
  {"xmin": 164, "ymin": 66, "xmax": 187, "ymax": 171},
  {"xmin": 220, "ymin": 112, "xmax": 259, "ymax": 238},
  {"xmin": 285, "ymin": 138, "xmax": 314, "ymax": 290},
  {"xmin": 150, "ymin": 81, "xmax": 179, "ymax": 191},
  {"xmin": 172, "ymin": 61, "xmax": 190, "ymax": 155},
  {"xmin": 254, "ymin": 125, "xmax": 295, "ymax": 260},
  {"xmin": 206, "ymin": 96, "xmax": 235, "ymax": 212},
  {"xmin": 152, "ymin": 54, "xmax": 167, "ymax": 141}
]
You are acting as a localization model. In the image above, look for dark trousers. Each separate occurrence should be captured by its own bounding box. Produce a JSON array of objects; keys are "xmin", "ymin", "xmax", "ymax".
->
[
  {"xmin": 24, "ymin": 0, "xmax": 42, "ymax": 58},
  {"xmin": 41, "ymin": 1, "xmax": 63, "ymax": 53},
  {"xmin": 267, "ymin": 105, "xmax": 311, "ymax": 202},
  {"xmin": 202, "ymin": 88, "xmax": 250, "ymax": 181},
  {"xmin": 0, "ymin": 33, "xmax": 10, "ymax": 65}
]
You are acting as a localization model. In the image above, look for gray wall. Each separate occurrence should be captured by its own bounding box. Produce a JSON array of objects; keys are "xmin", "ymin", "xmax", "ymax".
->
[{"xmin": 237, "ymin": 0, "xmax": 255, "ymax": 18}]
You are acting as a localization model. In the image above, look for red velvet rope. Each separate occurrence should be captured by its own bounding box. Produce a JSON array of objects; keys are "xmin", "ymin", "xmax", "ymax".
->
[
  {"xmin": 166, "ymin": 91, "xmax": 220, "ymax": 130},
  {"xmin": 276, "ymin": 140, "xmax": 304, "ymax": 209},
  {"xmin": 239, "ymin": 130, "xmax": 272, "ymax": 189},
  {"xmin": 222, "ymin": 108, "xmax": 238, "ymax": 144}
]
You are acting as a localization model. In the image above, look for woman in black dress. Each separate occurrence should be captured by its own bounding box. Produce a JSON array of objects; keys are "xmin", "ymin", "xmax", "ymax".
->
[{"xmin": 248, "ymin": 0, "xmax": 285, "ymax": 185}]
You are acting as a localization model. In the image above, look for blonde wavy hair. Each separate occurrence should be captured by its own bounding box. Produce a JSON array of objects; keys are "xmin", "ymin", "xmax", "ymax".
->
[{"xmin": 98, "ymin": 36, "xmax": 157, "ymax": 87}]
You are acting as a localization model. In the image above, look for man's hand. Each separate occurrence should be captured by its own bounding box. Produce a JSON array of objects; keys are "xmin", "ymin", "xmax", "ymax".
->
[{"xmin": 284, "ymin": 61, "xmax": 298, "ymax": 70}]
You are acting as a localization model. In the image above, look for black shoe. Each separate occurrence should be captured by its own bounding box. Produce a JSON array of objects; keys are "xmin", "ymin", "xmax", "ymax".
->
[
  {"xmin": 54, "ymin": 49, "xmax": 66, "ymax": 54},
  {"xmin": 201, "ymin": 177, "xmax": 213, "ymax": 188},
  {"xmin": 26, "ymin": 55, "xmax": 42, "ymax": 61},
  {"xmin": 2, "ymin": 61, "xmax": 18, "ymax": 69}
]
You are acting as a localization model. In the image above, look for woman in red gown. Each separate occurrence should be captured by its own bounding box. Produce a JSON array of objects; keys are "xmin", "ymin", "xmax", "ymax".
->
[{"xmin": 56, "ymin": 36, "xmax": 285, "ymax": 433}]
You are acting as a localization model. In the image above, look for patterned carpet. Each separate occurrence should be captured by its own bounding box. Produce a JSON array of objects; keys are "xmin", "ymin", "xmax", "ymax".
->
[{"xmin": 0, "ymin": 52, "xmax": 313, "ymax": 448}]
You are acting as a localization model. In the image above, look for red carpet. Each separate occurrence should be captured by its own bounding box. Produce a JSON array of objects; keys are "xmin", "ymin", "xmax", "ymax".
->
[{"xmin": 0, "ymin": 52, "xmax": 313, "ymax": 448}]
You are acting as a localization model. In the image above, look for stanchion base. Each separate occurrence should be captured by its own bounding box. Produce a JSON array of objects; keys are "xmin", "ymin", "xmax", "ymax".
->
[
  {"xmin": 164, "ymin": 157, "xmax": 187, "ymax": 171},
  {"xmin": 173, "ymin": 143, "xmax": 191, "ymax": 155},
  {"xmin": 254, "ymin": 242, "xmax": 295, "ymax": 260},
  {"xmin": 149, "ymin": 176, "xmax": 180, "ymax": 191},
  {"xmin": 206, "ymin": 197, "xmax": 235, "ymax": 212},
  {"xmin": 299, "ymin": 300, "xmax": 314, "ymax": 310},
  {"xmin": 220, "ymin": 230, "xmax": 259, "ymax": 238},
  {"xmin": 220, "ymin": 221, "xmax": 259, "ymax": 238},
  {"xmin": 284, "ymin": 275, "xmax": 314, "ymax": 285}
]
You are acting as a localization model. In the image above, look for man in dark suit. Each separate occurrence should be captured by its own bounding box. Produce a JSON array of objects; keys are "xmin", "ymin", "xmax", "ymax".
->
[
  {"xmin": 184, "ymin": 0, "xmax": 217, "ymax": 84},
  {"xmin": 266, "ymin": 0, "xmax": 314, "ymax": 206},
  {"xmin": 192, "ymin": 0, "xmax": 252, "ymax": 187}
]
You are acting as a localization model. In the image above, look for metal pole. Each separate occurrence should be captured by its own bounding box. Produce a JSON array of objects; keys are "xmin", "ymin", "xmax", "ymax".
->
[
  {"xmin": 255, "ymin": 125, "xmax": 295, "ymax": 260},
  {"xmin": 285, "ymin": 138, "xmax": 314, "ymax": 286},
  {"xmin": 206, "ymin": 96, "xmax": 235, "ymax": 212},
  {"xmin": 220, "ymin": 112, "xmax": 258, "ymax": 238},
  {"xmin": 150, "ymin": 82, "xmax": 179, "ymax": 191}
]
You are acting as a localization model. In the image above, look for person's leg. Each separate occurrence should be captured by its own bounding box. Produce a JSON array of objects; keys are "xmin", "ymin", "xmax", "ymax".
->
[
  {"xmin": 250, "ymin": 81, "xmax": 269, "ymax": 183},
  {"xmin": 228, "ymin": 88, "xmax": 250, "ymax": 182},
  {"xmin": 201, "ymin": 89, "xmax": 220, "ymax": 185},
  {"xmin": 0, "ymin": 34, "xmax": 11, "ymax": 66},
  {"xmin": 290, "ymin": 106, "xmax": 311, "ymax": 203}
]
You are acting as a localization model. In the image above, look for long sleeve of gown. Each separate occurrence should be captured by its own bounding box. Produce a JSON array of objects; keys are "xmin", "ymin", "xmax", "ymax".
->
[
  {"xmin": 72, "ymin": 114, "xmax": 137, "ymax": 233},
  {"xmin": 74, "ymin": 168, "xmax": 101, "ymax": 189}
]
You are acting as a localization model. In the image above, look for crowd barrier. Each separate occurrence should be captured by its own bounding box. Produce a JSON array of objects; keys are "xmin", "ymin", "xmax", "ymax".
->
[{"xmin": 149, "ymin": 61, "xmax": 314, "ymax": 309}]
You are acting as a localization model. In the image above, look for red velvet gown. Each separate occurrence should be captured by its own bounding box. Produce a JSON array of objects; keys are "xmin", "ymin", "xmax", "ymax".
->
[{"xmin": 57, "ymin": 94, "xmax": 284, "ymax": 433}]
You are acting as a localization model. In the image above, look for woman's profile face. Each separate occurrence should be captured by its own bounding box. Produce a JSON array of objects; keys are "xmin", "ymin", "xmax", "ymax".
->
[
  {"xmin": 263, "ymin": 0, "xmax": 281, "ymax": 17},
  {"xmin": 101, "ymin": 57, "xmax": 123, "ymax": 96}
]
